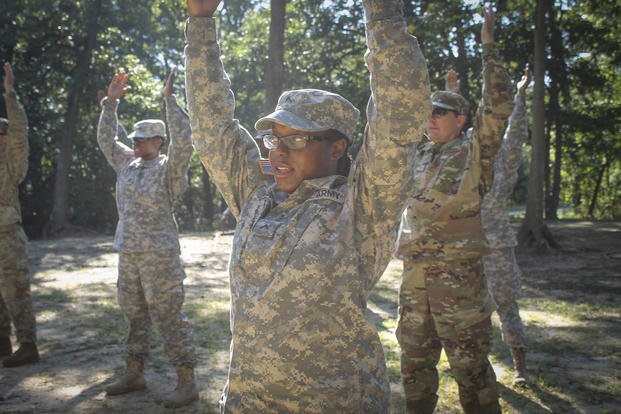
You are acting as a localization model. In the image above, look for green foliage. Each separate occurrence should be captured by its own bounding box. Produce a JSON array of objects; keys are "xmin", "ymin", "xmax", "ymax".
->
[{"xmin": 0, "ymin": 0, "xmax": 618, "ymax": 237}]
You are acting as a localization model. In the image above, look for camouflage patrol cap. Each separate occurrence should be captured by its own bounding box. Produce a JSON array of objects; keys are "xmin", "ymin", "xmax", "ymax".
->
[
  {"xmin": 255, "ymin": 89, "xmax": 360, "ymax": 143},
  {"xmin": 431, "ymin": 91, "xmax": 470, "ymax": 115},
  {"xmin": 128, "ymin": 119, "xmax": 166, "ymax": 141}
]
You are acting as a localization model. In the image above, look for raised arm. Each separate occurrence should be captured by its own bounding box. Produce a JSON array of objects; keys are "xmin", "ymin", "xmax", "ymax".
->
[
  {"xmin": 184, "ymin": 0, "xmax": 266, "ymax": 218},
  {"xmin": 494, "ymin": 64, "xmax": 531, "ymax": 189},
  {"xmin": 97, "ymin": 70, "xmax": 134, "ymax": 172},
  {"xmin": 163, "ymin": 67, "xmax": 193, "ymax": 202},
  {"xmin": 473, "ymin": 3, "xmax": 513, "ymax": 194},
  {"xmin": 3, "ymin": 63, "xmax": 29, "ymax": 184},
  {"xmin": 353, "ymin": 0, "xmax": 430, "ymax": 224}
]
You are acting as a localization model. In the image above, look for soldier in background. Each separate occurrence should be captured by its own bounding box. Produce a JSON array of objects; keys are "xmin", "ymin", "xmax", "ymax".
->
[
  {"xmin": 0, "ymin": 62, "xmax": 39, "ymax": 368},
  {"xmin": 98, "ymin": 67, "xmax": 197, "ymax": 408},
  {"xmin": 185, "ymin": 0, "xmax": 430, "ymax": 411},
  {"xmin": 396, "ymin": 5, "xmax": 513, "ymax": 413},
  {"xmin": 480, "ymin": 65, "xmax": 532, "ymax": 384}
]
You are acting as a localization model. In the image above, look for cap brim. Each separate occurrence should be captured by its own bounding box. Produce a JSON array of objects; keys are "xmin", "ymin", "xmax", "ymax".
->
[
  {"xmin": 128, "ymin": 132, "xmax": 163, "ymax": 140},
  {"xmin": 431, "ymin": 101, "xmax": 460, "ymax": 112},
  {"xmin": 255, "ymin": 109, "xmax": 328, "ymax": 134}
]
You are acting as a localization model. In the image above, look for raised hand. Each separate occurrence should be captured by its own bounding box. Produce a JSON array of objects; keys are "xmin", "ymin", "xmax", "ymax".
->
[
  {"xmin": 107, "ymin": 70, "xmax": 130, "ymax": 101},
  {"xmin": 445, "ymin": 69, "xmax": 460, "ymax": 93},
  {"xmin": 163, "ymin": 66, "xmax": 176, "ymax": 97},
  {"xmin": 517, "ymin": 64, "xmax": 532, "ymax": 96},
  {"xmin": 3, "ymin": 62, "xmax": 15, "ymax": 92},
  {"xmin": 481, "ymin": 3, "xmax": 495, "ymax": 45},
  {"xmin": 187, "ymin": 0, "xmax": 221, "ymax": 17}
]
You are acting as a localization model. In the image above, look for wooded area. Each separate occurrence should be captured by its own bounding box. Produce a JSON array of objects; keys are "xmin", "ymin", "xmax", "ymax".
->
[{"xmin": 0, "ymin": 0, "xmax": 618, "ymax": 240}]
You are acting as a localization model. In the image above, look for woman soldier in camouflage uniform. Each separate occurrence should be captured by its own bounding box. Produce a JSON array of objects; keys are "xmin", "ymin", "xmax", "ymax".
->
[
  {"xmin": 0, "ymin": 62, "xmax": 39, "ymax": 368},
  {"xmin": 97, "ymin": 68, "xmax": 197, "ymax": 408},
  {"xmin": 184, "ymin": 0, "xmax": 430, "ymax": 412},
  {"xmin": 481, "ymin": 65, "xmax": 532, "ymax": 384},
  {"xmin": 396, "ymin": 5, "xmax": 513, "ymax": 414}
]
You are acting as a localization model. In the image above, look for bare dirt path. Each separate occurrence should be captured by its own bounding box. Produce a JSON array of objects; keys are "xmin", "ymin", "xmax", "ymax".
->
[{"xmin": 0, "ymin": 221, "xmax": 619, "ymax": 413}]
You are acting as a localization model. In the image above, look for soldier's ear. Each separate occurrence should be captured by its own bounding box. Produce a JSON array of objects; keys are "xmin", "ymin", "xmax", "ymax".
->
[{"xmin": 456, "ymin": 114, "xmax": 467, "ymax": 130}]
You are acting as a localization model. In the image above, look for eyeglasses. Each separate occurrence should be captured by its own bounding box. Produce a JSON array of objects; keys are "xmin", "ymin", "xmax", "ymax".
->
[
  {"xmin": 262, "ymin": 134, "xmax": 326, "ymax": 150},
  {"xmin": 431, "ymin": 107, "xmax": 459, "ymax": 117}
]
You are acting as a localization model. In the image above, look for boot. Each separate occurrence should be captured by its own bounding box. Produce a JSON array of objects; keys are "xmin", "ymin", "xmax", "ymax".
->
[
  {"xmin": 161, "ymin": 365, "xmax": 199, "ymax": 408},
  {"xmin": 511, "ymin": 347, "xmax": 529, "ymax": 385},
  {"xmin": 2, "ymin": 342, "xmax": 39, "ymax": 367},
  {"xmin": 0, "ymin": 337, "xmax": 12, "ymax": 357},
  {"xmin": 105, "ymin": 356, "xmax": 146, "ymax": 395}
]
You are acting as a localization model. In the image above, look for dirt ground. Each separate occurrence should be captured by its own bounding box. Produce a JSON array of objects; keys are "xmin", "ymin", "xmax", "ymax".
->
[{"xmin": 0, "ymin": 221, "xmax": 619, "ymax": 413}]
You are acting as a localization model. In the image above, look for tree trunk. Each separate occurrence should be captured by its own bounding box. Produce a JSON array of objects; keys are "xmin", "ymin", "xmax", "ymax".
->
[
  {"xmin": 518, "ymin": 0, "xmax": 558, "ymax": 250},
  {"xmin": 44, "ymin": 0, "xmax": 102, "ymax": 237},
  {"xmin": 587, "ymin": 159, "xmax": 609, "ymax": 217},
  {"xmin": 545, "ymin": 1, "xmax": 565, "ymax": 220},
  {"xmin": 264, "ymin": 0, "xmax": 287, "ymax": 115}
]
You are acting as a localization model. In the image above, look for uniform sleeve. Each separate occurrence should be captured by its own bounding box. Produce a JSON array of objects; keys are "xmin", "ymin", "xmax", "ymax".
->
[
  {"xmin": 164, "ymin": 95, "xmax": 193, "ymax": 202},
  {"xmin": 4, "ymin": 89, "xmax": 29, "ymax": 184},
  {"xmin": 184, "ymin": 17, "xmax": 267, "ymax": 218},
  {"xmin": 97, "ymin": 97, "xmax": 134, "ymax": 173},
  {"xmin": 351, "ymin": 0, "xmax": 430, "ymax": 237},
  {"xmin": 484, "ymin": 94, "xmax": 528, "ymax": 208},
  {"xmin": 472, "ymin": 43, "xmax": 513, "ymax": 194}
]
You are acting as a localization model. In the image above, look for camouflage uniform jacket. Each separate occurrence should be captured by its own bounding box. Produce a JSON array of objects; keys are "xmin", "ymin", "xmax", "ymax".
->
[
  {"xmin": 481, "ymin": 94, "xmax": 527, "ymax": 249},
  {"xmin": 185, "ymin": 2, "xmax": 430, "ymax": 411},
  {"xmin": 97, "ymin": 95, "xmax": 192, "ymax": 253},
  {"xmin": 0, "ymin": 89, "xmax": 28, "ymax": 228},
  {"xmin": 399, "ymin": 43, "xmax": 513, "ymax": 261}
]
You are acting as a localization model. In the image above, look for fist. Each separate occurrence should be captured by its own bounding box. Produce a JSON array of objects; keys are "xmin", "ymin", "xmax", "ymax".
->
[{"xmin": 187, "ymin": 0, "xmax": 221, "ymax": 17}]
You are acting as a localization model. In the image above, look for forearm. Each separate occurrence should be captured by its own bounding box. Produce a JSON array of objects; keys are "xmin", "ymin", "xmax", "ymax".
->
[
  {"xmin": 4, "ymin": 89, "xmax": 29, "ymax": 182},
  {"xmin": 475, "ymin": 42, "xmax": 514, "ymax": 192},
  {"xmin": 354, "ymin": 0, "xmax": 430, "ymax": 235},
  {"xmin": 184, "ymin": 17, "xmax": 265, "ymax": 216},
  {"xmin": 165, "ymin": 95, "xmax": 193, "ymax": 201},
  {"xmin": 501, "ymin": 93, "xmax": 528, "ymax": 177},
  {"xmin": 97, "ymin": 98, "xmax": 132, "ymax": 170}
]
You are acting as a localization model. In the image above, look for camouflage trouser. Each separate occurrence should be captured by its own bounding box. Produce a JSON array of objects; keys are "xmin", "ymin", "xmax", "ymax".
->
[
  {"xmin": 396, "ymin": 258, "xmax": 499, "ymax": 414},
  {"xmin": 117, "ymin": 251, "xmax": 196, "ymax": 367},
  {"xmin": 483, "ymin": 247, "xmax": 527, "ymax": 349},
  {"xmin": 0, "ymin": 225, "xmax": 36, "ymax": 344}
]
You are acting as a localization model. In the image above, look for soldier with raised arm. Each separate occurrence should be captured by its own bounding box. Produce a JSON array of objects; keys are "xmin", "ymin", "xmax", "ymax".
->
[
  {"xmin": 0, "ymin": 62, "xmax": 39, "ymax": 368},
  {"xmin": 185, "ymin": 0, "xmax": 430, "ymax": 411},
  {"xmin": 481, "ymin": 65, "xmax": 532, "ymax": 384},
  {"xmin": 396, "ymin": 4, "xmax": 513, "ymax": 413},
  {"xmin": 98, "ymin": 67, "xmax": 197, "ymax": 408}
]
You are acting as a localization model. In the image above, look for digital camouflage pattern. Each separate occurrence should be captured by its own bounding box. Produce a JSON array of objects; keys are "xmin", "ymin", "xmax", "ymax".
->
[
  {"xmin": 184, "ymin": 0, "xmax": 431, "ymax": 410},
  {"xmin": 483, "ymin": 248, "xmax": 526, "ymax": 348},
  {"xmin": 481, "ymin": 94, "xmax": 528, "ymax": 249},
  {"xmin": 0, "ymin": 89, "xmax": 36, "ymax": 345},
  {"xmin": 397, "ymin": 42, "xmax": 512, "ymax": 414},
  {"xmin": 254, "ymin": 89, "xmax": 360, "ymax": 143},
  {"xmin": 0, "ymin": 89, "xmax": 28, "ymax": 227},
  {"xmin": 481, "ymin": 93, "xmax": 529, "ymax": 349},
  {"xmin": 98, "ymin": 95, "xmax": 192, "ymax": 253},
  {"xmin": 98, "ymin": 94, "xmax": 195, "ymax": 366},
  {"xmin": 118, "ymin": 251, "xmax": 196, "ymax": 366}
]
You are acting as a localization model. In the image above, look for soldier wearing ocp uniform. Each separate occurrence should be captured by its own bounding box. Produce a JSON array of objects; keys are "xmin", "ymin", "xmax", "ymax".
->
[
  {"xmin": 396, "ymin": 6, "xmax": 513, "ymax": 413},
  {"xmin": 0, "ymin": 62, "xmax": 39, "ymax": 368},
  {"xmin": 98, "ymin": 68, "xmax": 197, "ymax": 408},
  {"xmin": 185, "ymin": 0, "xmax": 430, "ymax": 411}
]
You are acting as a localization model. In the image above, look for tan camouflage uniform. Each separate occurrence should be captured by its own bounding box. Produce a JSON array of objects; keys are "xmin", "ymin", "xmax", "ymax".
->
[
  {"xmin": 0, "ymin": 88, "xmax": 36, "ymax": 346},
  {"xmin": 98, "ymin": 95, "xmax": 196, "ymax": 367},
  {"xmin": 481, "ymin": 93, "xmax": 528, "ymax": 349},
  {"xmin": 184, "ymin": 0, "xmax": 430, "ymax": 411},
  {"xmin": 397, "ymin": 42, "xmax": 513, "ymax": 414}
]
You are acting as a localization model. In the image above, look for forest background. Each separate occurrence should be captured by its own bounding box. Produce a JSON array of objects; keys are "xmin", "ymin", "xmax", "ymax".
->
[{"xmin": 0, "ymin": 0, "xmax": 618, "ymax": 239}]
